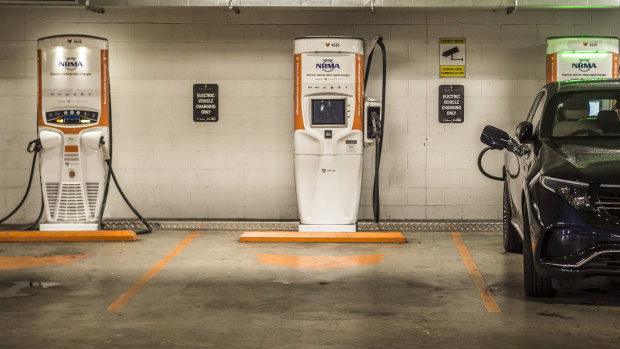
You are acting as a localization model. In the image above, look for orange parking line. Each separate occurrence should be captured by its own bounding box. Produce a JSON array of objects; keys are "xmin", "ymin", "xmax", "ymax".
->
[
  {"xmin": 451, "ymin": 231, "xmax": 501, "ymax": 313},
  {"xmin": 255, "ymin": 254, "xmax": 385, "ymax": 270},
  {"xmin": 0, "ymin": 254, "xmax": 88, "ymax": 270},
  {"xmin": 240, "ymin": 231, "xmax": 406, "ymax": 243},
  {"xmin": 106, "ymin": 230, "xmax": 202, "ymax": 312}
]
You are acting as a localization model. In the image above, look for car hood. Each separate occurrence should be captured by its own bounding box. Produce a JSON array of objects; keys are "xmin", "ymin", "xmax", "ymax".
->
[{"xmin": 540, "ymin": 139, "xmax": 620, "ymax": 184}]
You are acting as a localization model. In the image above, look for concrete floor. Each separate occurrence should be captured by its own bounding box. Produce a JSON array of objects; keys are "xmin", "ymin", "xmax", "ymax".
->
[{"xmin": 1, "ymin": 230, "xmax": 620, "ymax": 348}]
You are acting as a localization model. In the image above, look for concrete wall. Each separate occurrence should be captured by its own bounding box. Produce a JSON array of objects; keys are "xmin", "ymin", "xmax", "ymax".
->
[{"xmin": 0, "ymin": 6, "xmax": 615, "ymax": 222}]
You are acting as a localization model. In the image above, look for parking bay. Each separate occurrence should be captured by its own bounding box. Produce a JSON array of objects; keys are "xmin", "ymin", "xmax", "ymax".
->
[{"xmin": 1, "ymin": 230, "xmax": 620, "ymax": 347}]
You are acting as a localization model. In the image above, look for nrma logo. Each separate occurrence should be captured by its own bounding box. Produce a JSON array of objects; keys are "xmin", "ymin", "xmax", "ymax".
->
[
  {"xmin": 59, "ymin": 57, "xmax": 84, "ymax": 71},
  {"xmin": 316, "ymin": 59, "xmax": 340, "ymax": 72},
  {"xmin": 572, "ymin": 59, "xmax": 597, "ymax": 72}
]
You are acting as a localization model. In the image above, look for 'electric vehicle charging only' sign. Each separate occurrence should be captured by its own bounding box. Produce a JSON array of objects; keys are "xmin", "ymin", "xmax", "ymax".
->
[
  {"xmin": 193, "ymin": 84, "xmax": 218, "ymax": 122},
  {"xmin": 438, "ymin": 85, "xmax": 464, "ymax": 123}
]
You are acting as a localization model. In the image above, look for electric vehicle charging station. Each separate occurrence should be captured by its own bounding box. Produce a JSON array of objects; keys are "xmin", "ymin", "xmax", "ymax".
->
[
  {"xmin": 293, "ymin": 36, "xmax": 388, "ymax": 234},
  {"xmin": 0, "ymin": 34, "xmax": 148, "ymax": 240},
  {"xmin": 240, "ymin": 35, "xmax": 404, "ymax": 242},
  {"xmin": 547, "ymin": 37, "xmax": 619, "ymax": 83},
  {"xmin": 37, "ymin": 35, "xmax": 110, "ymax": 231}
]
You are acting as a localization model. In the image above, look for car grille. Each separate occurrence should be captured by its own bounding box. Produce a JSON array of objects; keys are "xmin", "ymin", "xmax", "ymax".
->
[
  {"xmin": 584, "ymin": 252, "xmax": 620, "ymax": 270},
  {"xmin": 594, "ymin": 186, "xmax": 620, "ymax": 221}
]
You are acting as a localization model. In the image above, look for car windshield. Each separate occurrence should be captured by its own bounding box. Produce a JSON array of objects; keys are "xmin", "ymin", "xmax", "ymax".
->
[{"xmin": 552, "ymin": 90, "xmax": 620, "ymax": 138}]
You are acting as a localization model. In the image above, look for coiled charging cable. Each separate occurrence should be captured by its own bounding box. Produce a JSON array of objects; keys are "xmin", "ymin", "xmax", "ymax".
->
[{"xmin": 477, "ymin": 147, "xmax": 504, "ymax": 181}]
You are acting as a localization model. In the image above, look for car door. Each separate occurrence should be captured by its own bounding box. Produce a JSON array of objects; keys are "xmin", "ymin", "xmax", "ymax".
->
[{"xmin": 508, "ymin": 89, "xmax": 547, "ymax": 226}]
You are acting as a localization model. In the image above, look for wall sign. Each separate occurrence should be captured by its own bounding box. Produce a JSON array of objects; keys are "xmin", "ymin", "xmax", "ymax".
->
[
  {"xmin": 439, "ymin": 85, "xmax": 464, "ymax": 123},
  {"xmin": 439, "ymin": 38, "xmax": 466, "ymax": 78},
  {"xmin": 193, "ymin": 84, "xmax": 218, "ymax": 122}
]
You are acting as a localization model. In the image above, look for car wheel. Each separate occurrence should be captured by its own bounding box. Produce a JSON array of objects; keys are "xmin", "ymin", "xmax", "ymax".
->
[
  {"xmin": 503, "ymin": 181, "xmax": 523, "ymax": 253},
  {"xmin": 522, "ymin": 202, "xmax": 556, "ymax": 298}
]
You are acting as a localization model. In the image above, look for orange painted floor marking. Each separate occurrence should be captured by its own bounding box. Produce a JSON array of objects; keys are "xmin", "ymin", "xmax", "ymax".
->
[
  {"xmin": 256, "ymin": 254, "xmax": 385, "ymax": 270},
  {"xmin": 0, "ymin": 254, "xmax": 88, "ymax": 270},
  {"xmin": 107, "ymin": 230, "xmax": 201, "ymax": 312},
  {"xmin": 240, "ymin": 231, "xmax": 406, "ymax": 243},
  {"xmin": 0, "ymin": 230, "xmax": 136, "ymax": 242},
  {"xmin": 451, "ymin": 232, "xmax": 501, "ymax": 313}
]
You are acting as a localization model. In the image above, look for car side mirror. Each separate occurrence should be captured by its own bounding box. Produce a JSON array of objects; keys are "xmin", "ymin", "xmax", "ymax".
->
[
  {"xmin": 480, "ymin": 125, "xmax": 511, "ymax": 150},
  {"xmin": 515, "ymin": 121, "xmax": 533, "ymax": 143}
]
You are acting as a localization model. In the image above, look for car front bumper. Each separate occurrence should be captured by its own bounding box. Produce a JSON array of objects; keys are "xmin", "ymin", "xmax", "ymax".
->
[{"xmin": 526, "ymin": 181, "xmax": 620, "ymax": 278}]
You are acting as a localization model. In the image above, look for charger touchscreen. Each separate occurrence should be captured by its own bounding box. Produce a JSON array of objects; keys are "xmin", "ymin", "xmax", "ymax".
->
[{"xmin": 312, "ymin": 99, "xmax": 346, "ymax": 125}]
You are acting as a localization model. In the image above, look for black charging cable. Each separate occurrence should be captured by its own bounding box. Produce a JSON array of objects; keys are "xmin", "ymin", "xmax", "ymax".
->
[
  {"xmin": 477, "ymin": 147, "xmax": 504, "ymax": 181},
  {"xmin": 363, "ymin": 36, "xmax": 387, "ymax": 223},
  {"xmin": 100, "ymin": 141, "xmax": 152, "ymax": 235},
  {"xmin": 96, "ymin": 85, "xmax": 151, "ymax": 234},
  {"xmin": 0, "ymin": 139, "xmax": 44, "ymax": 230}
]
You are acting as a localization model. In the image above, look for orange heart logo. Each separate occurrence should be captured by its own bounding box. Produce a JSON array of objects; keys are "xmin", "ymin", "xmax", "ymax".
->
[
  {"xmin": 67, "ymin": 39, "xmax": 72, "ymax": 43},
  {"xmin": 583, "ymin": 42, "xmax": 588, "ymax": 46},
  {"xmin": 325, "ymin": 43, "xmax": 330, "ymax": 47}
]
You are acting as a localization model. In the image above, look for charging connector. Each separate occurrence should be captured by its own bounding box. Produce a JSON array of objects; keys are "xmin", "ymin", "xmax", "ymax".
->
[{"xmin": 100, "ymin": 136, "xmax": 111, "ymax": 161}]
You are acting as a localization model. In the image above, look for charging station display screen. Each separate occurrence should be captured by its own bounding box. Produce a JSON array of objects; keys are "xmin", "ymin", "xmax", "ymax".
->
[
  {"xmin": 311, "ymin": 99, "xmax": 346, "ymax": 125},
  {"xmin": 45, "ymin": 110, "xmax": 99, "ymax": 124}
]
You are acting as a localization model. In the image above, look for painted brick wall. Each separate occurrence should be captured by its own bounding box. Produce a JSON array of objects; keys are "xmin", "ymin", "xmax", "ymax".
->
[{"xmin": 0, "ymin": 6, "xmax": 612, "ymax": 222}]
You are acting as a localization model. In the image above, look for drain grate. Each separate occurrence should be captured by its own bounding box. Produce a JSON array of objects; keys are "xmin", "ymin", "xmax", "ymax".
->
[{"xmin": 102, "ymin": 220, "xmax": 501, "ymax": 232}]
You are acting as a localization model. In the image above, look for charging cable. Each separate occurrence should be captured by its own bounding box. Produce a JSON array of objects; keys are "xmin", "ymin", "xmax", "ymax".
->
[
  {"xmin": 364, "ymin": 36, "xmax": 387, "ymax": 223},
  {"xmin": 0, "ymin": 139, "xmax": 44, "ymax": 230},
  {"xmin": 98, "ymin": 138, "xmax": 152, "ymax": 234},
  {"xmin": 477, "ymin": 147, "xmax": 504, "ymax": 181}
]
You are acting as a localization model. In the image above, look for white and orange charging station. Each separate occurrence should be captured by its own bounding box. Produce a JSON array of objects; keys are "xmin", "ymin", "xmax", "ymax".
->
[
  {"xmin": 37, "ymin": 35, "xmax": 110, "ymax": 231},
  {"xmin": 0, "ymin": 34, "xmax": 140, "ymax": 241},
  {"xmin": 241, "ymin": 36, "xmax": 404, "ymax": 243},
  {"xmin": 547, "ymin": 37, "xmax": 619, "ymax": 83},
  {"xmin": 294, "ymin": 37, "xmax": 367, "ymax": 232}
]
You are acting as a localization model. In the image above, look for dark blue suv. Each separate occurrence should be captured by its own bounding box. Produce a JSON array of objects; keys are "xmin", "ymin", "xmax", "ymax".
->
[{"xmin": 481, "ymin": 79, "xmax": 620, "ymax": 297}]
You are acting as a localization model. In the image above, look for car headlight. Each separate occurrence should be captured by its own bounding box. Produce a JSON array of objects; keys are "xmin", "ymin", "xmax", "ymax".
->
[{"xmin": 540, "ymin": 176, "xmax": 594, "ymax": 212}]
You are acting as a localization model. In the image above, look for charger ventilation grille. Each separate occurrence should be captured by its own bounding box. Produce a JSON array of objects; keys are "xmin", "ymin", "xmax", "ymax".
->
[
  {"xmin": 86, "ymin": 182, "xmax": 99, "ymax": 218},
  {"xmin": 44, "ymin": 183, "xmax": 59, "ymax": 219},
  {"xmin": 56, "ymin": 183, "xmax": 88, "ymax": 222}
]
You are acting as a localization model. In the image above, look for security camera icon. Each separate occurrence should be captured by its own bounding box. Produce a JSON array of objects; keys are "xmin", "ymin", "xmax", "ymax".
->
[{"xmin": 442, "ymin": 47, "xmax": 463, "ymax": 61}]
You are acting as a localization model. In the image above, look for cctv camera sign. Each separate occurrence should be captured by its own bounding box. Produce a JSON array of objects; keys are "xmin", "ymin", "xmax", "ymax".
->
[{"xmin": 439, "ymin": 38, "xmax": 466, "ymax": 78}]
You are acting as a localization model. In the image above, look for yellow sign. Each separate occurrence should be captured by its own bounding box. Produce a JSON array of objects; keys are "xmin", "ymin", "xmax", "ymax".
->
[
  {"xmin": 440, "ymin": 66, "xmax": 465, "ymax": 77},
  {"xmin": 439, "ymin": 38, "xmax": 466, "ymax": 78},
  {"xmin": 440, "ymin": 39, "xmax": 465, "ymax": 45}
]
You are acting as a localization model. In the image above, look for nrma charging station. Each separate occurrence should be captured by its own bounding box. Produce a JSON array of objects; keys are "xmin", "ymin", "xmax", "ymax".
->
[
  {"xmin": 294, "ymin": 37, "xmax": 369, "ymax": 233},
  {"xmin": 241, "ymin": 36, "xmax": 405, "ymax": 242},
  {"xmin": 37, "ymin": 35, "xmax": 111, "ymax": 231},
  {"xmin": 0, "ymin": 35, "xmax": 149, "ymax": 241},
  {"xmin": 547, "ymin": 37, "xmax": 619, "ymax": 83}
]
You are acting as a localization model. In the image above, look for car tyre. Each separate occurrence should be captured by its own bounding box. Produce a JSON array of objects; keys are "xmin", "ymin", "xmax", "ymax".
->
[
  {"xmin": 522, "ymin": 202, "xmax": 556, "ymax": 298},
  {"xmin": 503, "ymin": 181, "xmax": 523, "ymax": 253}
]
